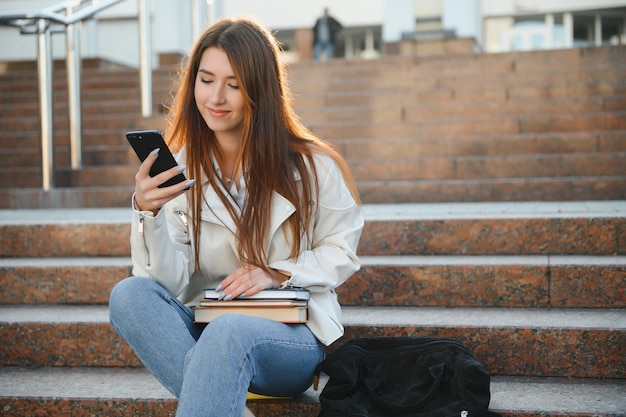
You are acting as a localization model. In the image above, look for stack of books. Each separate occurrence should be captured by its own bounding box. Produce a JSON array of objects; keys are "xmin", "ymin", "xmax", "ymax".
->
[{"xmin": 194, "ymin": 287, "xmax": 310, "ymax": 324}]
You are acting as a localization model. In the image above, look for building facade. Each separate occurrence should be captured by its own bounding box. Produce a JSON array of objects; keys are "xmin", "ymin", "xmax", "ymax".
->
[{"xmin": 0, "ymin": 0, "xmax": 624, "ymax": 69}]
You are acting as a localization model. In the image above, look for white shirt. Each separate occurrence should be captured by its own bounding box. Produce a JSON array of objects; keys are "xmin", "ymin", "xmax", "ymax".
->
[{"xmin": 212, "ymin": 154, "xmax": 247, "ymax": 210}]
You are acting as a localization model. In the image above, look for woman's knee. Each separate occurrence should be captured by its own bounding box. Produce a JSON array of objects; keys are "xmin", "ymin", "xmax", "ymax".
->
[
  {"xmin": 198, "ymin": 315, "xmax": 258, "ymax": 353},
  {"xmin": 109, "ymin": 276, "xmax": 156, "ymax": 320}
]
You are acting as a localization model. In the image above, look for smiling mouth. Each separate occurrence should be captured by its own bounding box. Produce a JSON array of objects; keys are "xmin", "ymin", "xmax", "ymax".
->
[{"xmin": 208, "ymin": 108, "xmax": 229, "ymax": 118}]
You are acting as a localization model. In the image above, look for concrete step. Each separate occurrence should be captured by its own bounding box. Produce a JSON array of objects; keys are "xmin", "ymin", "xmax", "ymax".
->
[
  {"xmin": 4, "ymin": 94, "xmax": 624, "ymax": 132},
  {"xmin": 3, "ymin": 77, "xmax": 624, "ymax": 121},
  {"xmin": 1, "ymin": 145, "xmax": 132, "ymax": 170},
  {"xmin": 0, "ymin": 166, "xmax": 137, "ymax": 188},
  {"xmin": 290, "ymin": 79, "xmax": 626, "ymax": 108},
  {"xmin": 0, "ymin": 186, "xmax": 134, "ymax": 209},
  {"xmin": 296, "ymin": 95, "xmax": 626, "ymax": 125},
  {"xmin": 0, "ymin": 84, "xmax": 172, "ymax": 105},
  {"xmin": 0, "ymin": 111, "xmax": 141, "ymax": 131},
  {"xmin": 347, "ymin": 152, "xmax": 626, "ymax": 181},
  {"xmin": 290, "ymin": 68, "xmax": 626, "ymax": 96},
  {"xmin": 1, "ymin": 176, "xmax": 625, "ymax": 207},
  {"xmin": 335, "ymin": 131, "xmax": 626, "ymax": 159},
  {"xmin": 0, "ymin": 305, "xmax": 624, "ymax": 379},
  {"xmin": 0, "ymin": 366, "xmax": 625, "ymax": 417},
  {"xmin": 355, "ymin": 175, "xmax": 626, "ymax": 203},
  {"xmin": 4, "ymin": 129, "xmax": 625, "ymax": 166},
  {"xmin": 2, "ymin": 255, "xmax": 623, "ymax": 308},
  {"xmin": 3, "ymin": 130, "xmax": 625, "ymax": 187},
  {"xmin": 4, "ymin": 151, "xmax": 625, "ymax": 188},
  {"xmin": 1, "ymin": 202, "xmax": 624, "ymax": 257},
  {"xmin": 286, "ymin": 44, "xmax": 626, "ymax": 73},
  {"xmin": 1, "ymin": 53, "xmax": 617, "ymax": 90},
  {"xmin": 308, "ymin": 111, "xmax": 626, "ymax": 140},
  {"xmin": 5, "ymin": 72, "xmax": 624, "ymax": 113},
  {"xmin": 0, "ymin": 127, "xmax": 134, "ymax": 150}
]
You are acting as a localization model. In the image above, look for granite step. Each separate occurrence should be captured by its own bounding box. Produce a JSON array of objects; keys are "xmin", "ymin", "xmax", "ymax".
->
[
  {"xmin": 0, "ymin": 366, "xmax": 625, "ymax": 417},
  {"xmin": 0, "ymin": 305, "xmax": 624, "ymax": 379},
  {"xmin": 1, "ymin": 202, "xmax": 624, "ymax": 257},
  {"xmin": 2, "ymin": 255, "xmax": 624, "ymax": 308}
]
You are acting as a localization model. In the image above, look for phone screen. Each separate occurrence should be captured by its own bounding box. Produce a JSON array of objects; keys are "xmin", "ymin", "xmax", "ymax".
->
[{"xmin": 126, "ymin": 130, "xmax": 187, "ymax": 188}]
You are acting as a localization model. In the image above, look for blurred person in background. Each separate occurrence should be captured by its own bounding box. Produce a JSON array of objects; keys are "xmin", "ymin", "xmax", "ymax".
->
[{"xmin": 313, "ymin": 7, "xmax": 343, "ymax": 60}]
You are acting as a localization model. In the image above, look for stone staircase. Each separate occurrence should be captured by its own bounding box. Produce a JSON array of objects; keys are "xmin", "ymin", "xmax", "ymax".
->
[
  {"xmin": 1, "ymin": 45, "xmax": 625, "ymax": 416},
  {"xmin": 0, "ymin": 46, "xmax": 625, "ymax": 206}
]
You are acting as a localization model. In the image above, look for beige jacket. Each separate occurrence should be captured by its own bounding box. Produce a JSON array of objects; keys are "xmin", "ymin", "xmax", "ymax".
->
[{"xmin": 130, "ymin": 151, "xmax": 364, "ymax": 346}]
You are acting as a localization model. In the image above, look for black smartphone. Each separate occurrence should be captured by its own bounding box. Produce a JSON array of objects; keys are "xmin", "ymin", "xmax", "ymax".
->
[{"xmin": 126, "ymin": 130, "xmax": 187, "ymax": 188}]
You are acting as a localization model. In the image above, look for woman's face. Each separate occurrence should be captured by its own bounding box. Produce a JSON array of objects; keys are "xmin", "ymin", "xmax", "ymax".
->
[{"xmin": 194, "ymin": 47, "xmax": 245, "ymax": 139}]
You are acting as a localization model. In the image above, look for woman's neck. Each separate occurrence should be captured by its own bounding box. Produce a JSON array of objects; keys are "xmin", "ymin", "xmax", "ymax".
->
[{"xmin": 215, "ymin": 132, "xmax": 243, "ymax": 183}]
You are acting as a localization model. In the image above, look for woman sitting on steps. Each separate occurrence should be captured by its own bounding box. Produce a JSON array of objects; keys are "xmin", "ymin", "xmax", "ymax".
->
[{"xmin": 108, "ymin": 17, "xmax": 364, "ymax": 417}]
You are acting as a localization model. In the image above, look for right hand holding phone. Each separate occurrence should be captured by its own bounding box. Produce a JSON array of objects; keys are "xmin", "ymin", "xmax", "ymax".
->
[{"xmin": 134, "ymin": 148, "xmax": 195, "ymax": 215}]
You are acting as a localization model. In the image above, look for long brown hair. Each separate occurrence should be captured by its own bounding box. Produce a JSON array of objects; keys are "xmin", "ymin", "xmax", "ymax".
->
[{"xmin": 165, "ymin": 17, "xmax": 360, "ymax": 274}]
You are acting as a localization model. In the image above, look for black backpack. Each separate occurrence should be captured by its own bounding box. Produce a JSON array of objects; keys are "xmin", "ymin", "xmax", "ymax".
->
[{"xmin": 314, "ymin": 337, "xmax": 502, "ymax": 417}]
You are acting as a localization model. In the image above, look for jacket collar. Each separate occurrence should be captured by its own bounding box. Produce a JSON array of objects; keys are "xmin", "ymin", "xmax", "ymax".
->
[{"xmin": 176, "ymin": 147, "xmax": 300, "ymax": 235}]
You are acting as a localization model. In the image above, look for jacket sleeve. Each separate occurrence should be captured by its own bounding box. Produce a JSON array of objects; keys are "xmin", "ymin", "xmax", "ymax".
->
[
  {"xmin": 129, "ymin": 195, "xmax": 194, "ymax": 297},
  {"xmin": 269, "ymin": 155, "xmax": 364, "ymax": 292}
]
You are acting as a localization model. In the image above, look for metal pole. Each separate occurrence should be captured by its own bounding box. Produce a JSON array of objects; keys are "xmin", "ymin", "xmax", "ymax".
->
[
  {"xmin": 37, "ymin": 18, "xmax": 54, "ymax": 190},
  {"xmin": 66, "ymin": 2, "xmax": 82, "ymax": 169},
  {"xmin": 138, "ymin": 0, "xmax": 153, "ymax": 117}
]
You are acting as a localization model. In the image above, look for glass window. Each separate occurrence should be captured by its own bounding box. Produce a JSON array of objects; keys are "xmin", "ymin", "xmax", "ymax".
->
[{"xmin": 602, "ymin": 16, "xmax": 624, "ymax": 45}]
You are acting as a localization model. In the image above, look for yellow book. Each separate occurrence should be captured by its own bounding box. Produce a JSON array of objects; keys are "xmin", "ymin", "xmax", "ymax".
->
[{"xmin": 246, "ymin": 392, "xmax": 292, "ymax": 400}]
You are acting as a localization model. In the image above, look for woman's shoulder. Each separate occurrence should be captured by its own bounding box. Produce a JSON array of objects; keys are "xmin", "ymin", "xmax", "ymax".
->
[
  {"xmin": 309, "ymin": 150, "xmax": 341, "ymax": 174},
  {"xmin": 307, "ymin": 151, "xmax": 356, "ymax": 209}
]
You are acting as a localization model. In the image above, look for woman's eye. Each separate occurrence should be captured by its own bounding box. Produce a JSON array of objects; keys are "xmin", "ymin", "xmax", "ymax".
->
[
  {"xmin": 199, "ymin": 77, "xmax": 212, "ymax": 84},
  {"xmin": 228, "ymin": 84, "xmax": 240, "ymax": 90}
]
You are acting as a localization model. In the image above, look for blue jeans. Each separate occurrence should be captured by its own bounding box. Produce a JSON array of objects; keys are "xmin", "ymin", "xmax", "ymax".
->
[
  {"xmin": 314, "ymin": 41, "xmax": 334, "ymax": 60},
  {"xmin": 109, "ymin": 277, "xmax": 325, "ymax": 417}
]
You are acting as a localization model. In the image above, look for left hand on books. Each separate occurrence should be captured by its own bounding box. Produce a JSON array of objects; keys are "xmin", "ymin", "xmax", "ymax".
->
[{"xmin": 216, "ymin": 264, "xmax": 287, "ymax": 300}]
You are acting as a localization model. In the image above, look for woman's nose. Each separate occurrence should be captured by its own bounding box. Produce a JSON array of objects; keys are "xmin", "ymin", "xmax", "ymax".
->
[{"xmin": 210, "ymin": 84, "xmax": 226, "ymax": 104}]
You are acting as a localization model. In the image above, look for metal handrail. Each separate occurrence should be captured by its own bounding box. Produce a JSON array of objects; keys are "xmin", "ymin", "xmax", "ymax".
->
[
  {"xmin": 0, "ymin": 1, "xmax": 120, "ymax": 28},
  {"xmin": 0, "ymin": 0, "xmax": 151, "ymax": 191}
]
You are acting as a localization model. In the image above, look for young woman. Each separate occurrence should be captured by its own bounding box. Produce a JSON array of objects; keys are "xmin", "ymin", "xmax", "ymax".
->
[{"xmin": 109, "ymin": 17, "xmax": 363, "ymax": 417}]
